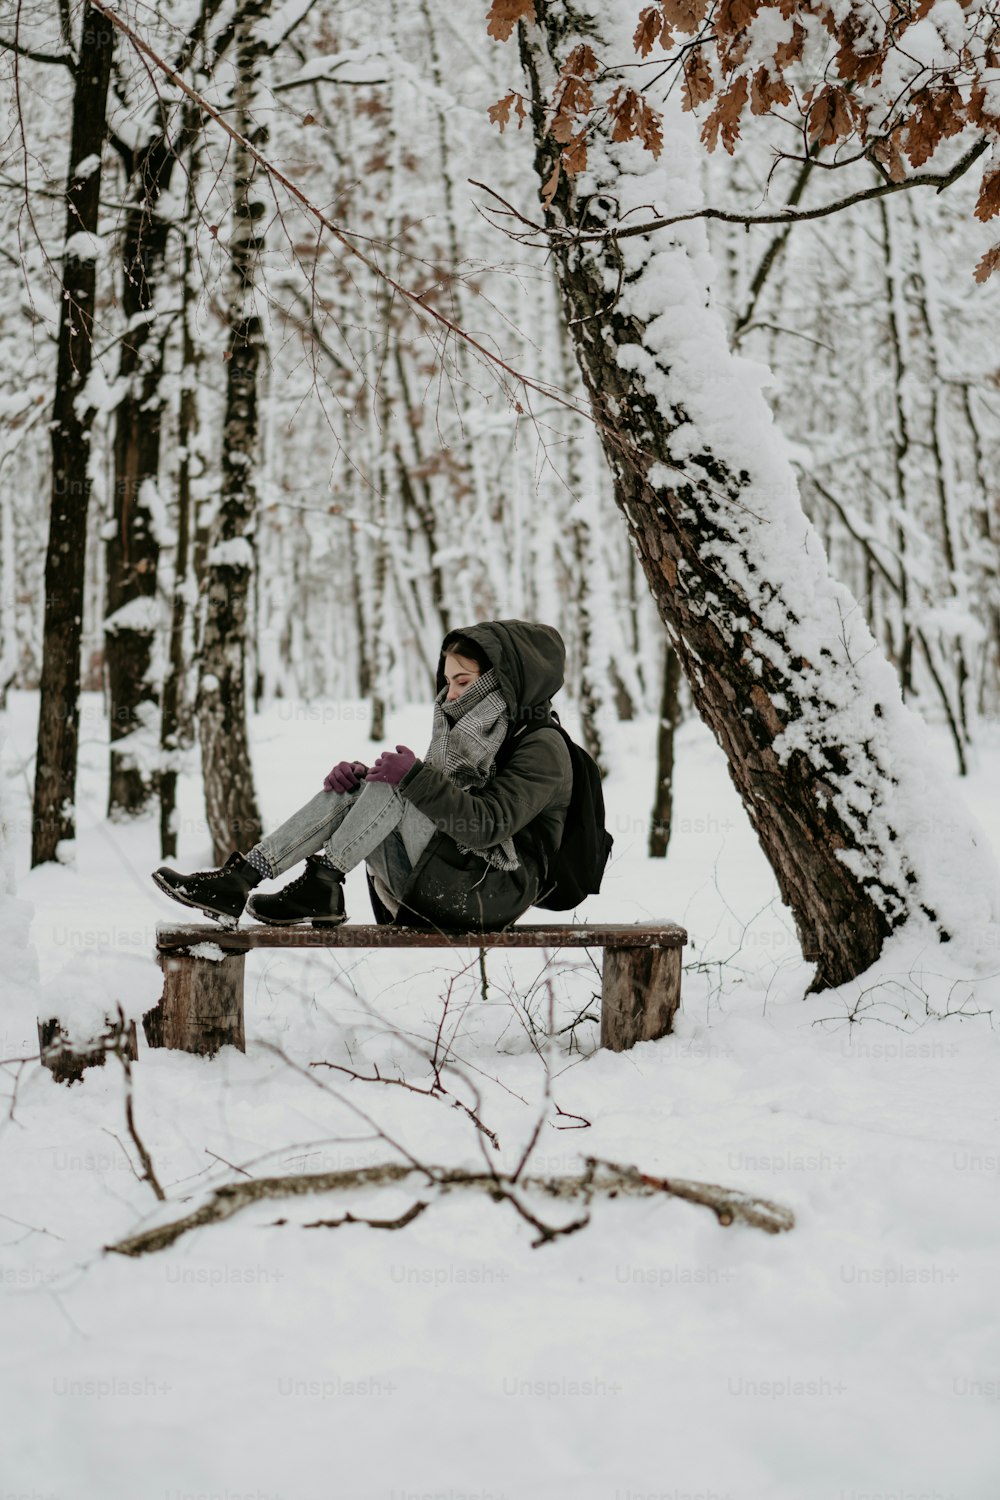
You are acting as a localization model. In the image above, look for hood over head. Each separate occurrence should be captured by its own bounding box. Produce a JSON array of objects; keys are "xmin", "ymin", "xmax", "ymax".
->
[{"xmin": 436, "ymin": 620, "xmax": 565, "ymax": 726}]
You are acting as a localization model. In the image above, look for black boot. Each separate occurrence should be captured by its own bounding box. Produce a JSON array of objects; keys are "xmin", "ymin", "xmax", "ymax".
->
[
  {"xmin": 152, "ymin": 852, "xmax": 261, "ymax": 927},
  {"xmin": 246, "ymin": 855, "xmax": 347, "ymax": 927}
]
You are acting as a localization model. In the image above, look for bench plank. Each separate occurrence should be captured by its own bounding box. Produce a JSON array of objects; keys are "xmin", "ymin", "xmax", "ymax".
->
[{"xmin": 155, "ymin": 921, "xmax": 687, "ymax": 954}]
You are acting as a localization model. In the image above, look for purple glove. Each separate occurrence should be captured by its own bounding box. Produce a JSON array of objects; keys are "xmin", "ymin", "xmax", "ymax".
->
[
  {"xmin": 324, "ymin": 759, "xmax": 368, "ymax": 794},
  {"xmin": 366, "ymin": 745, "xmax": 416, "ymax": 786}
]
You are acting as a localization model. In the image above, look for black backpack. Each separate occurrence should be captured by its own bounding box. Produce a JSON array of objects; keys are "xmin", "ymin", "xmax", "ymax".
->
[{"xmin": 495, "ymin": 711, "xmax": 613, "ymax": 910}]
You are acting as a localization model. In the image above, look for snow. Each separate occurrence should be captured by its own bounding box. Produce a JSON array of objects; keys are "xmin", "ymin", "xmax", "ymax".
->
[
  {"xmin": 282, "ymin": 47, "xmax": 387, "ymax": 87},
  {"xmin": 206, "ymin": 536, "xmax": 255, "ymax": 568},
  {"xmin": 62, "ymin": 230, "xmax": 103, "ymax": 261},
  {"xmin": 40, "ymin": 948, "xmax": 160, "ymax": 1042},
  {"xmin": 0, "ymin": 711, "xmax": 38, "ymax": 1041},
  {"xmin": 0, "ymin": 387, "xmax": 46, "ymax": 421},
  {"xmin": 184, "ymin": 941, "xmax": 227, "ymax": 962},
  {"xmin": 72, "ymin": 154, "xmax": 101, "ymax": 181},
  {"xmin": 258, "ymin": 0, "xmax": 318, "ymax": 47},
  {"xmin": 103, "ymin": 596, "xmax": 164, "ymax": 634},
  {"xmin": 78, "ymin": 363, "xmax": 126, "ymax": 417},
  {"xmin": 1, "ymin": 689, "xmax": 999, "ymax": 1495},
  {"xmin": 919, "ymin": 604, "xmax": 986, "ymax": 643},
  {"xmin": 140, "ymin": 476, "xmax": 177, "ymax": 549}
]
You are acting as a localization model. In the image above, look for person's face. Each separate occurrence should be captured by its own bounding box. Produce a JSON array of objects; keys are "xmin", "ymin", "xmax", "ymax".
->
[{"xmin": 443, "ymin": 652, "xmax": 481, "ymax": 702}]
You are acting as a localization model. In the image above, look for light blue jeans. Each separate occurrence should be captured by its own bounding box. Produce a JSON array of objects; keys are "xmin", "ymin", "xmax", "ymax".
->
[{"xmin": 255, "ymin": 779, "xmax": 438, "ymax": 899}]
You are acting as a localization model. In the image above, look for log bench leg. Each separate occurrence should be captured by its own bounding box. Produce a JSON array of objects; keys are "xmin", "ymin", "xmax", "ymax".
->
[
  {"xmin": 600, "ymin": 944, "xmax": 681, "ymax": 1052},
  {"xmin": 39, "ymin": 1016, "xmax": 138, "ymax": 1084},
  {"xmin": 144, "ymin": 952, "xmax": 246, "ymax": 1056}
]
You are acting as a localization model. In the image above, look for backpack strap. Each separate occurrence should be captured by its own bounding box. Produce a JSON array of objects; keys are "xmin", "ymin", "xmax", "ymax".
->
[
  {"xmin": 491, "ymin": 711, "xmax": 564, "ymax": 885},
  {"xmin": 494, "ymin": 709, "xmax": 561, "ymax": 776}
]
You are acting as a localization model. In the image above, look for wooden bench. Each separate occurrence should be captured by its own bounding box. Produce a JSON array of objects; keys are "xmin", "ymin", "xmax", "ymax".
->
[{"xmin": 146, "ymin": 922, "xmax": 687, "ymax": 1057}]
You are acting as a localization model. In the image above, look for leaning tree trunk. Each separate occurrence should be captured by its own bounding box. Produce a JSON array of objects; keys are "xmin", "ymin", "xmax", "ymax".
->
[
  {"xmin": 31, "ymin": 3, "xmax": 114, "ymax": 866},
  {"xmin": 197, "ymin": 0, "xmax": 266, "ymax": 862},
  {"xmin": 518, "ymin": 3, "xmax": 999, "ymax": 987}
]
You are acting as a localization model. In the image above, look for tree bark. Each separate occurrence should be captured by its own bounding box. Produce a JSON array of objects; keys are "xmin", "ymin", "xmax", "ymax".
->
[
  {"xmin": 31, "ymin": 2, "xmax": 114, "ymax": 865},
  {"xmin": 197, "ymin": 0, "xmax": 266, "ymax": 862},
  {"xmin": 958, "ymin": 380, "xmax": 1000, "ymax": 716},
  {"xmin": 878, "ymin": 197, "xmax": 916, "ymax": 699},
  {"xmin": 649, "ymin": 643, "xmax": 681, "ymax": 858},
  {"xmin": 911, "ymin": 200, "xmax": 972, "ymax": 767},
  {"xmin": 105, "ymin": 139, "xmax": 175, "ymax": 819},
  {"xmin": 145, "ymin": 952, "xmax": 246, "ymax": 1056},
  {"xmin": 600, "ymin": 944, "xmax": 681, "ymax": 1051},
  {"xmin": 160, "ymin": 158, "xmax": 200, "ymax": 858},
  {"xmin": 518, "ymin": 3, "xmax": 998, "ymax": 987}
]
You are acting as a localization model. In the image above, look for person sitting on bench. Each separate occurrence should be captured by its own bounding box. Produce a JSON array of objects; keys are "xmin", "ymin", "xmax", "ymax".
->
[{"xmin": 152, "ymin": 619, "xmax": 573, "ymax": 932}]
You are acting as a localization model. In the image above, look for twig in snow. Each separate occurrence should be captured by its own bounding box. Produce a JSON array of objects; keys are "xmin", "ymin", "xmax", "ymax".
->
[
  {"xmin": 0, "ymin": 1211, "xmax": 65, "ymax": 1245},
  {"xmin": 206, "ymin": 1149, "xmax": 254, "ymax": 1179},
  {"xmin": 300, "ymin": 1201, "xmax": 429, "ymax": 1232},
  {"xmin": 309, "ymin": 1059, "xmax": 501, "ymax": 1153},
  {"xmin": 0, "ymin": 1056, "xmax": 34, "ymax": 1129},
  {"xmin": 106, "ymin": 1157, "xmax": 795, "ymax": 1259},
  {"xmin": 111, "ymin": 1009, "xmax": 164, "ymax": 1203}
]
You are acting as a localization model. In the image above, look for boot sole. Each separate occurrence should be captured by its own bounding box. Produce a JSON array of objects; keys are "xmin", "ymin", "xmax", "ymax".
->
[
  {"xmin": 151, "ymin": 870, "xmax": 241, "ymax": 929},
  {"xmin": 245, "ymin": 907, "xmax": 347, "ymax": 928}
]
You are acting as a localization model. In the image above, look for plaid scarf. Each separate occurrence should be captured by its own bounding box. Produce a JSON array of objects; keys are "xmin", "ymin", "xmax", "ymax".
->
[{"xmin": 424, "ymin": 668, "xmax": 519, "ymax": 872}]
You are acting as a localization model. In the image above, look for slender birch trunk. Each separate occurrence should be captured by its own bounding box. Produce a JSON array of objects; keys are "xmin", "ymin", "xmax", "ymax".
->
[
  {"xmin": 159, "ymin": 156, "xmax": 202, "ymax": 859},
  {"xmin": 197, "ymin": 0, "xmax": 266, "ymax": 860},
  {"xmin": 649, "ymin": 643, "xmax": 681, "ymax": 858},
  {"xmin": 959, "ymin": 381, "xmax": 1000, "ymax": 715},
  {"xmin": 105, "ymin": 138, "xmax": 173, "ymax": 818},
  {"xmin": 911, "ymin": 200, "xmax": 973, "ymax": 764}
]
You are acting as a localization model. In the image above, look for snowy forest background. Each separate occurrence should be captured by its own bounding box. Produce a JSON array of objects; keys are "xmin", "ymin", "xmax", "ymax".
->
[
  {"xmin": 3, "ymin": 0, "xmax": 999, "ymax": 825},
  {"xmin": 2, "ymin": 0, "xmax": 1000, "ymax": 1495}
]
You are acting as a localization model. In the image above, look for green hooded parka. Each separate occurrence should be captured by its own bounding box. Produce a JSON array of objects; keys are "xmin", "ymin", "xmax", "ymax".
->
[{"xmin": 385, "ymin": 620, "xmax": 574, "ymax": 931}]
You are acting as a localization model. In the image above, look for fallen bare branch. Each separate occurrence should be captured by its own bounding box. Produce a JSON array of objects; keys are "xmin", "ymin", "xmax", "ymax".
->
[
  {"xmin": 108, "ymin": 1162, "xmax": 416, "ymax": 1257},
  {"xmin": 106, "ymin": 1158, "xmax": 794, "ymax": 1258},
  {"xmin": 586, "ymin": 1158, "xmax": 796, "ymax": 1235}
]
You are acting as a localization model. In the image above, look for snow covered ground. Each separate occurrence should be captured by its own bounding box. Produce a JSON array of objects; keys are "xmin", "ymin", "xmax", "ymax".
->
[{"xmin": 2, "ymin": 690, "xmax": 999, "ymax": 1500}]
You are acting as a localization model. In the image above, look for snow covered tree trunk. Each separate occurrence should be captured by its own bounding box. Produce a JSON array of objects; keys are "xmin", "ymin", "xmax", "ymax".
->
[
  {"xmin": 879, "ymin": 196, "xmax": 969, "ymax": 774},
  {"xmin": 160, "ymin": 161, "xmax": 201, "ymax": 859},
  {"xmin": 911, "ymin": 203, "xmax": 975, "ymax": 763},
  {"xmin": 880, "ymin": 198, "xmax": 918, "ymax": 697},
  {"xmin": 959, "ymin": 380, "xmax": 1000, "ymax": 716},
  {"xmin": 0, "ymin": 486, "xmax": 16, "ymax": 707},
  {"xmin": 198, "ymin": 0, "xmax": 266, "ymax": 862},
  {"xmin": 0, "ymin": 715, "xmax": 39, "ymax": 1053},
  {"xmin": 106, "ymin": 138, "xmax": 175, "ymax": 819},
  {"xmin": 519, "ymin": 2, "xmax": 999, "ymax": 987},
  {"xmin": 31, "ymin": 2, "xmax": 114, "ymax": 866}
]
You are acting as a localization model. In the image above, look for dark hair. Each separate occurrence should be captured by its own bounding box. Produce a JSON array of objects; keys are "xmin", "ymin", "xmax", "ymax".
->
[{"xmin": 440, "ymin": 632, "xmax": 492, "ymax": 674}]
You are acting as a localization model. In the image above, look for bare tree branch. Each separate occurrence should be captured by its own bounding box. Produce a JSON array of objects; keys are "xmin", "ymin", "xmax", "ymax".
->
[
  {"xmin": 472, "ymin": 134, "xmax": 990, "ymax": 250},
  {"xmin": 0, "ymin": 35, "xmax": 74, "ymax": 69},
  {"xmin": 309, "ymin": 1058, "xmax": 502, "ymax": 1152}
]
